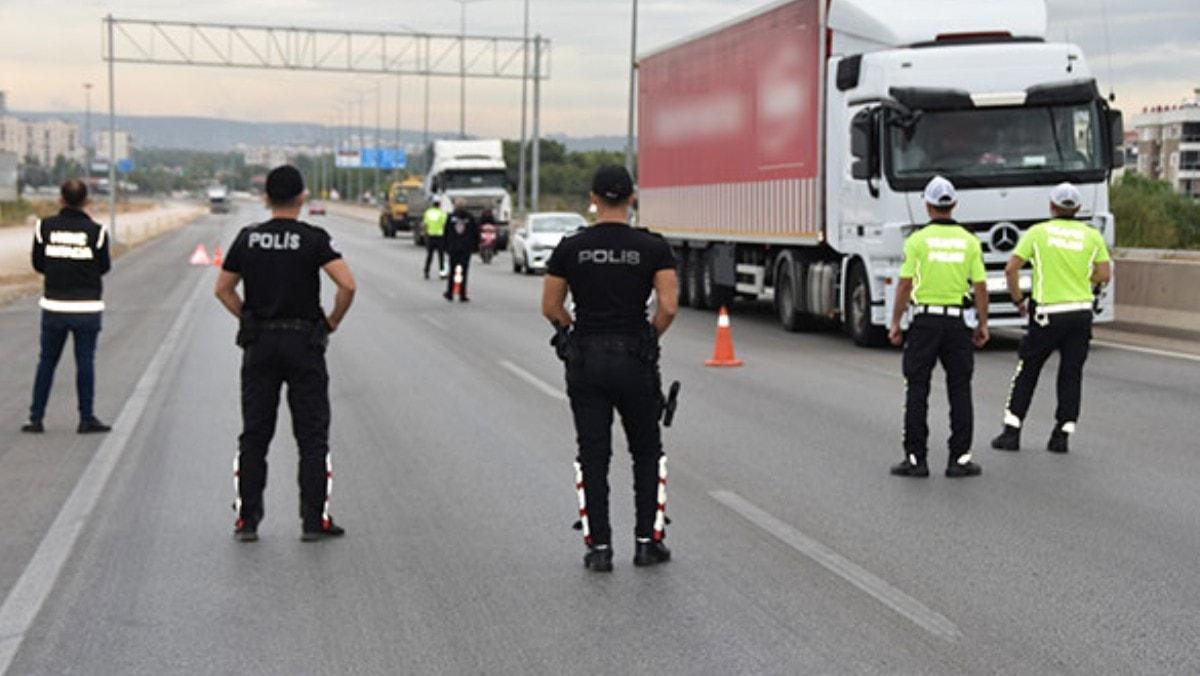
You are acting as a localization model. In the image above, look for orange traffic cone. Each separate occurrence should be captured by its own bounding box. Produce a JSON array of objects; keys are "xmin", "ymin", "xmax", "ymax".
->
[
  {"xmin": 211, "ymin": 246, "xmax": 223, "ymax": 267},
  {"xmin": 452, "ymin": 265, "xmax": 464, "ymax": 297},
  {"xmin": 705, "ymin": 306, "xmax": 743, "ymax": 367},
  {"xmin": 188, "ymin": 244, "xmax": 211, "ymax": 266}
]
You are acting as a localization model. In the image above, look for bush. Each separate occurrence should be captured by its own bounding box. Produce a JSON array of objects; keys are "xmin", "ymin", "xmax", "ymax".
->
[{"xmin": 1111, "ymin": 174, "xmax": 1200, "ymax": 249}]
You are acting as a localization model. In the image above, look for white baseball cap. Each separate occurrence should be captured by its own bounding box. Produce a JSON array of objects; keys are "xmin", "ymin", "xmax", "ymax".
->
[
  {"xmin": 1050, "ymin": 182, "xmax": 1083, "ymax": 210},
  {"xmin": 923, "ymin": 175, "xmax": 958, "ymax": 207}
]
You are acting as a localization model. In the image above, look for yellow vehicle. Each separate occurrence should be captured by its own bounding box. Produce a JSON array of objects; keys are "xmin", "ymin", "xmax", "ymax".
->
[{"xmin": 379, "ymin": 177, "xmax": 425, "ymax": 238}]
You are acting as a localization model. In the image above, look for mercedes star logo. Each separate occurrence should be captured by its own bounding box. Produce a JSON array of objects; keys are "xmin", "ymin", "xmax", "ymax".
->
[{"xmin": 988, "ymin": 222, "xmax": 1021, "ymax": 253}]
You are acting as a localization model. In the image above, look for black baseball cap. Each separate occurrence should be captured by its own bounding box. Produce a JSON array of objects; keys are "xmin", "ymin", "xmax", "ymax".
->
[
  {"xmin": 266, "ymin": 165, "xmax": 305, "ymax": 204},
  {"xmin": 591, "ymin": 165, "xmax": 634, "ymax": 203}
]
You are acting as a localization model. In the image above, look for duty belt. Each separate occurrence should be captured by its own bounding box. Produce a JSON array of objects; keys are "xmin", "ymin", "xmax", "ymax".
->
[
  {"xmin": 913, "ymin": 305, "xmax": 964, "ymax": 318},
  {"xmin": 575, "ymin": 334, "xmax": 644, "ymax": 351},
  {"xmin": 259, "ymin": 319, "xmax": 320, "ymax": 332},
  {"xmin": 1033, "ymin": 301, "xmax": 1093, "ymax": 327}
]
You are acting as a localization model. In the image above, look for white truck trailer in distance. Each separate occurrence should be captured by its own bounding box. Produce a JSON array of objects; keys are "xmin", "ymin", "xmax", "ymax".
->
[{"xmin": 637, "ymin": 0, "xmax": 1124, "ymax": 345}]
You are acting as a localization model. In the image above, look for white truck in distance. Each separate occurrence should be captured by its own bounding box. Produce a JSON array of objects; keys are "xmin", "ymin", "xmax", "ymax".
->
[
  {"xmin": 424, "ymin": 139, "xmax": 513, "ymax": 230},
  {"xmin": 637, "ymin": 0, "xmax": 1124, "ymax": 345}
]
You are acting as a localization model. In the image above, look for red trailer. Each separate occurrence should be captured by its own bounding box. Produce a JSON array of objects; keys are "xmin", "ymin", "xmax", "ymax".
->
[{"xmin": 637, "ymin": 0, "xmax": 823, "ymax": 244}]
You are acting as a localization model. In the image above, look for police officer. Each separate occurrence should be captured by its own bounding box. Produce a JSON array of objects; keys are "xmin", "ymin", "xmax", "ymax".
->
[
  {"xmin": 22, "ymin": 179, "xmax": 112, "ymax": 434},
  {"xmin": 443, "ymin": 198, "xmax": 479, "ymax": 302},
  {"xmin": 214, "ymin": 165, "xmax": 357, "ymax": 542},
  {"xmin": 422, "ymin": 200, "xmax": 447, "ymax": 280},
  {"xmin": 991, "ymin": 183, "xmax": 1111, "ymax": 454},
  {"xmin": 889, "ymin": 176, "xmax": 989, "ymax": 478},
  {"xmin": 541, "ymin": 165, "xmax": 679, "ymax": 571}
]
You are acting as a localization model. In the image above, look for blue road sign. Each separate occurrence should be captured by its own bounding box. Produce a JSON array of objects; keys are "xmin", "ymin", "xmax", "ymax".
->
[
  {"xmin": 115, "ymin": 158, "xmax": 135, "ymax": 174},
  {"xmin": 359, "ymin": 148, "xmax": 407, "ymax": 170}
]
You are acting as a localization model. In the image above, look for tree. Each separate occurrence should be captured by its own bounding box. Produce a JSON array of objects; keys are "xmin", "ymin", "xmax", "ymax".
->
[{"xmin": 1111, "ymin": 174, "xmax": 1200, "ymax": 249}]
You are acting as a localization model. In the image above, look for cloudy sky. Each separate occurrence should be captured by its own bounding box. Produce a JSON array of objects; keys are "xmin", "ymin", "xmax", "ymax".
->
[{"xmin": 0, "ymin": 0, "xmax": 1197, "ymax": 138}]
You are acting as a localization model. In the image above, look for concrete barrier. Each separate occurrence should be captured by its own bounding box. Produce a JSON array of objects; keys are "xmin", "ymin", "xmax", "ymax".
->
[{"xmin": 1114, "ymin": 248, "xmax": 1200, "ymax": 337}]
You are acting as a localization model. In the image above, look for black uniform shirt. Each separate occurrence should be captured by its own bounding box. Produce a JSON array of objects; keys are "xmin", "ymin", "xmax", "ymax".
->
[
  {"xmin": 546, "ymin": 222, "xmax": 676, "ymax": 335},
  {"xmin": 444, "ymin": 209, "xmax": 480, "ymax": 254},
  {"xmin": 222, "ymin": 218, "xmax": 342, "ymax": 321}
]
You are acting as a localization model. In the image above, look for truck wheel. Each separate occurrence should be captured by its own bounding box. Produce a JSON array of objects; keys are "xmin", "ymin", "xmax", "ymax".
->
[
  {"xmin": 846, "ymin": 261, "xmax": 888, "ymax": 347},
  {"xmin": 686, "ymin": 250, "xmax": 705, "ymax": 310},
  {"xmin": 676, "ymin": 249, "xmax": 691, "ymax": 307},
  {"xmin": 699, "ymin": 253, "xmax": 717, "ymax": 310},
  {"xmin": 776, "ymin": 260, "xmax": 802, "ymax": 331}
]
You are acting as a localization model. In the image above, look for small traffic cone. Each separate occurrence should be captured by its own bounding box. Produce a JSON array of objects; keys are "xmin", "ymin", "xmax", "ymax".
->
[
  {"xmin": 705, "ymin": 306, "xmax": 743, "ymax": 367},
  {"xmin": 452, "ymin": 265, "xmax": 464, "ymax": 297},
  {"xmin": 188, "ymin": 244, "xmax": 211, "ymax": 266},
  {"xmin": 211, "ymin": 246, "xmax": 223, "ymax": 267}
]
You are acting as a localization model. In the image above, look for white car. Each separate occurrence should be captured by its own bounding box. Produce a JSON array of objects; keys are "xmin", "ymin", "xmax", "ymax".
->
[{"xmin": 510, "ymin": 212, "xmax": 587, "ymax": 274}]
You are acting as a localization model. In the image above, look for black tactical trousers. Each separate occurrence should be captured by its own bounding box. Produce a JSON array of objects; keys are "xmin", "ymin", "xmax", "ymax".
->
[
  {"xmin": 237, "ymin": 329, "xmax": 331, "ymax": 529},
  {"xmin": 424, "ymin": 235, "xmax": 445, "ymax": 277},
  {"xmin": 566, "ymin": 339, "xmax": 663, "ymax": 546},
  {"xmin": 903, "ymin": 314, "xmax": 975, "ymax": 462},
  {"xmin": 1005, "ymin": 310, "xmax": 1092, "ymax": 426}
]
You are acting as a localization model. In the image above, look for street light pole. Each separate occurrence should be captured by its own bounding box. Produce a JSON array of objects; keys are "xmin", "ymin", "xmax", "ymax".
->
[
  {"xmin": 625, "ymin": 0, "xmax": 638, "ymax": 174},
  {"xmin": 374, "ymin": 80, "xmax": 382, "ymax": 198},
  {"xmin": 105, "ymin": 14, "xmax": 117, "ymax": 244},
  {"xmin": 517, "ymin": 0, "xmax": 530, "ymax": 215},
  {"xmin": 460, "ymin": 0, "xmax": 467, "ymax": 139},
  {"xmin": 531, "ymin": 34, "xmax": 542, "ymax": 212},
  {"xmin": 83, "ymin": 83, "xmax": 93, "ymax": 166}
]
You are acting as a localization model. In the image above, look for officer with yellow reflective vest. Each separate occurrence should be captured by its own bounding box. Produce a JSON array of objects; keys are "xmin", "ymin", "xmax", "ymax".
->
[
  {"xmin": 991, "ymin": 182, "xmax": 1112, "ymax": 454},
  {"xmin": 889, "ymin": 176, "xmax": 989, "ymax": 478},
  {"xmin": 422, "ymin": 201, "xmax": 448, "ymax": 280}
]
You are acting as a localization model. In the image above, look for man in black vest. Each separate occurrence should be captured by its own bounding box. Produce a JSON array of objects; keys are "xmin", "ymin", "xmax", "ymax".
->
[
  {"xmin": 23, "ymin": 179, "xmax": 112, "ymax": 434},
  {"xmin": 215, "ymin": 165, "xmax": 357, "ymax": 542},
  {"xmin": 443, "ymin": 198, "xmax": 480, "ymax": 302}
]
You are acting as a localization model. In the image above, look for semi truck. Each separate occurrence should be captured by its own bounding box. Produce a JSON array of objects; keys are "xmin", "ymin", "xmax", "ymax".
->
[
  {"xmin": 380, "ymin": 176, "xmax": 425, "ymax": 238},
  {"xmin": 423, "ymin": 139, "xmax": 513, "ymax": 248},
  {"xmin": 206, "ymin": 185, "xmax": 231, "ymax": 214},
  {"xmin": 637, "ymin": 0, "xmax": 1124, "ymax": 345}
]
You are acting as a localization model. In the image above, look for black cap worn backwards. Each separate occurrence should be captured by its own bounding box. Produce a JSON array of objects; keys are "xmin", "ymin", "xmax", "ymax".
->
[
  {"xmin": 266, "ymin": 165, "xmax": 305, "ymax": 204},
  {"xmin": 591, "ymin": 165, "xmax": 634, "ymax": 203}
]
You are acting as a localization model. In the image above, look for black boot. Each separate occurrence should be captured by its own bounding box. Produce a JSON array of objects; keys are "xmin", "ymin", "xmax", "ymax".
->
[
  {"xmin": 21, "ymin": 420, "xmax": 44, "ymax": 433},
  {"xmin": 583, "ymin": 545, "xmax": 613, "ymax": 572},
  {"xmin": 77, "ymin": 417, "xmax": 112, "ymax": 434},
  {"xmin": 945, "ymin": 455, "xmax": 983, "ymax": 478},
  {"xmin": 633, "ymin": 539, "xmax": 671, "ymax": 567},
  {"xmin": 991, "ymin": 425, "xmax": 1021, "ymax": 451},
  {"xmin": 1047, "ymin": 427, "xmax": 1070, "ymax": 454},
  {"xmin": 890, "ymin": 454, "xmax": 929, "ymax": 478},
  {"xmin": 234, "ymin": 517, "xmax": 258, "ymax": 543},
  {"xmin": 301, "ymin": 518, "xmax": 346, "ymax": 542}
]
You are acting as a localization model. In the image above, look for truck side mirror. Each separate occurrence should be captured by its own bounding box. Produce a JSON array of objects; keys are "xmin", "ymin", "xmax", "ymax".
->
[
  {"xmin": 1107, "ymin": 109, "xmax": 1125, "ymax": 170},
  {"xmin": 850, "ymin": 108, "xmax": 880, "ymax": 182}
]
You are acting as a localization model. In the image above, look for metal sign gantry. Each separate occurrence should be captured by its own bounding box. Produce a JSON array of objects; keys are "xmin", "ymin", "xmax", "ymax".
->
[{"xmin": 100, "ymin": 15, "xmax": 551, "ymax": 238}]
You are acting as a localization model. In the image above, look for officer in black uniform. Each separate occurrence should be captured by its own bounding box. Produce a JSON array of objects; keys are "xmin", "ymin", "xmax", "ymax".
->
[
  {"xmin": 215, "ymin": 165, "xmax": 357, "ymax": 542},
  {"xmin": 23, "ymin": 179, "xmax": 112, "ymax": 434},
  {"xmin": 542, "ymin": 165, "xmax": 679, "ymax": 572},
  {"xmin": 443, "ymin": 198, "xmax": 480, "ymax": 302}
]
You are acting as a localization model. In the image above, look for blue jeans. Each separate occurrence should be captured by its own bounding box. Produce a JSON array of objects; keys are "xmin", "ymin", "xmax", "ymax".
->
[{"xmin": 30, "ymin": 311, "xmax": 102, "ymax": 422}]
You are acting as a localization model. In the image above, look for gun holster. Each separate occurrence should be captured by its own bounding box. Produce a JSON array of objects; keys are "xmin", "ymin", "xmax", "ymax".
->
[
  {"xmin": 550, "ymin": 325, "xmax": 578, "ymax": 363},
  {"xmin": 236, "ymin": 317, "xmax": 259, "ymax": 348}
]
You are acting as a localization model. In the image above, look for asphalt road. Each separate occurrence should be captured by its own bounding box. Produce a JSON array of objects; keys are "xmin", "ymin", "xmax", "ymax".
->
[{"xmin": 1, "ymin": 206, "xmax": 1198, "ymax": 675}]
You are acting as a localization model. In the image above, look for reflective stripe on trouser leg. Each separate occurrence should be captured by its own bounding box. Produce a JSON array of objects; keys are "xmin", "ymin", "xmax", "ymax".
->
[
  {"xmin": 232, "ymin": 455, "xmax": 243, "ymax": 526},
  {"xmin": 652, "ymin": 455, "xmax": 668, "ymax": 542},
  {"xmin": 322, "ymin": 455, "xmax": 333, "ymax": 529},
  {"xmin": 574, "ymin": 460, "xmax": 592, "ymax": 547},
  {"xmin": 1003, "ymin": 360, "xmax": 1025, "ymax": 428}
]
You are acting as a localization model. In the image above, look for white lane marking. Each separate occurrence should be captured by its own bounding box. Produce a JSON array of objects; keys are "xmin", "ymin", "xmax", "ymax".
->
[
  {"xmin": 499, "ymin": 359, "xmax": 568, "ymax": 402},
  {"xmin": 422, "ymin": 315, "xmax": 447, "ymax": 331},
  {"xmin": 0, "ymin": 270, "xmax": 209, "ymax": 674},
  {"xmin": 1092, "ymin": 340, "xmax": 1200, "ymax": 364},
  {"xmin": 710, "ymin": 490, "xmax": 962, "ymax": 642}
]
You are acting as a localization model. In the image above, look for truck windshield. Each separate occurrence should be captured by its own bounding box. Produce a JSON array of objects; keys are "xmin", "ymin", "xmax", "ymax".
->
[
  {"xmin": 444, "ymin": 170, "xmax": 508, "ymax": 191},
  {"xmin": 887, "ymin": 102, "xmax": 1105, "ymax": 189}
]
